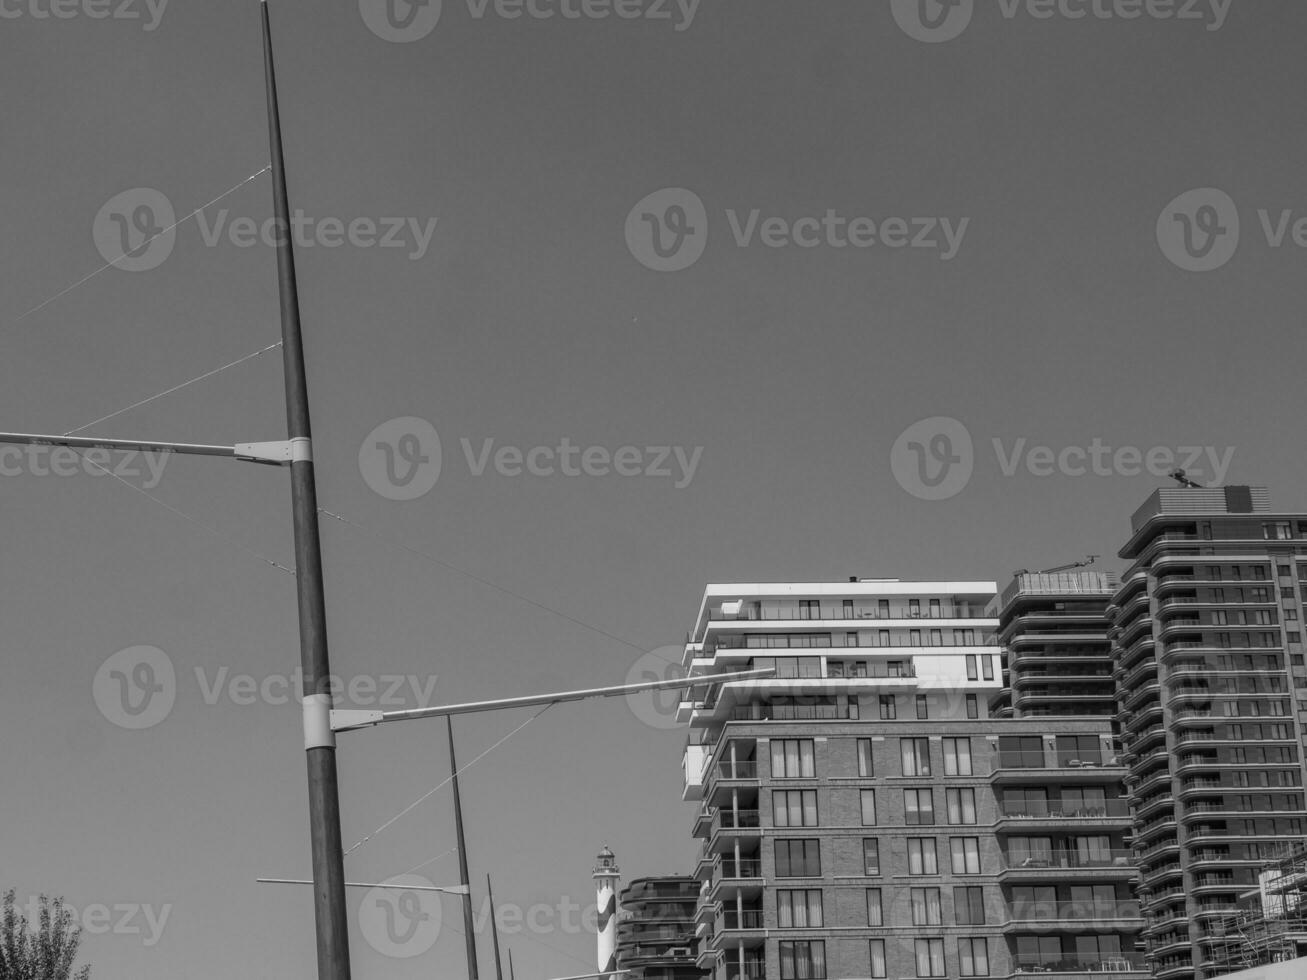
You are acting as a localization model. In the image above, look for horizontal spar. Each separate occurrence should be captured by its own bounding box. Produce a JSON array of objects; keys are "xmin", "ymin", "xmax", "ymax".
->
[
  {"xmin": 256, "ymin": 878, "xmax": 470, "ymax": 895},
  {"xmin": 331, "ymin": 667, "xmax": 776, "ymax": 732},
  {"xmin": 0, "ymin": 432, "xmax": 301, "ymax": 464}
]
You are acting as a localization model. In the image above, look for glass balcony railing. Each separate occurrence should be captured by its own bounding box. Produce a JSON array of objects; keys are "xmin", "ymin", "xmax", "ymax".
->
[
  {"xmin": 1000, "ymin": 848, "xmax": 1136, "ymax": 870},
  {"xmin": 999, "ymin": 800, "xmax": 1131, "ymax": 820},
  {"xmin": 1011, "ymin": 953, "xmax": 1146, "ymax": 973},
  {"xmin": 996, "ymin": 752, "xmax": 1111, "ymax": 769},
  {"xmin": 715, "ymin": 760, "xmax": 758, "ymax": 779},
  {"xmin": 720, "ymin": 909, "xmax": 764, "ymax": 930},
  {"xmin": 719, "ymin": 858, "xmax": 763, "ymax": 879},
  {"xmin": 1006, "ymin": 900, "xmax": 1141, "ymax": 921},
  {"xmin": 715, "ymin": 810, "xmax": 760, "ymax": 831},
  {"xmin": 729, "ymin": 704, "xmax": 857, "ymax": 721}
]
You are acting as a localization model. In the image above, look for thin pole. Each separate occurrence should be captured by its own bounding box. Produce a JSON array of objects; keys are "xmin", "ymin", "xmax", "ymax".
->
[
  {"xmin": 448, "ymin": 716, "xmax": 480, "ymax": 980},
  {"xmin": 487, "ymin": 874, "xmax": 505, "ymax": 980},
  {"xmin": 259, "ymin": 3, "xmax": 351, "ymax": 979},
  {"xmin": 508, "ymin": 949, "xmax": 515, "ymax": 980}
]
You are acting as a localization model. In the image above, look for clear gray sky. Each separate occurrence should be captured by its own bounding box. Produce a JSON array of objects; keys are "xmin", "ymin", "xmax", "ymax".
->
[{"xmin": 2, "ymin": 1, "xmax": 1305, "ymax": 977}]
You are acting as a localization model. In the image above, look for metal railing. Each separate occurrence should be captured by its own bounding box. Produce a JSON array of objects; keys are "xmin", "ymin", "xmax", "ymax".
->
[
  {"xmin": 719, "ymin": 857, "xmax": 763, "ymax": 879},
  {"xmin": 729, "ymin": 704, "xmax": 857, "ymax": 721}
]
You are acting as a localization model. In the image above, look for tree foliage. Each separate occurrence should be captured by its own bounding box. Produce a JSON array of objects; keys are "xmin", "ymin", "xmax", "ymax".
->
[{"xmin": 0, "ymin": 891, "xmax": 91, "ymax": 980}]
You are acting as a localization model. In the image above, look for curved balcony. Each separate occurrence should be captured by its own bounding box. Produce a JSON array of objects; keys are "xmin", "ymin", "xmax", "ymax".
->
[{"xmin": 1133, "ymin": 813, "xmax": 1177, "ymax": 845}]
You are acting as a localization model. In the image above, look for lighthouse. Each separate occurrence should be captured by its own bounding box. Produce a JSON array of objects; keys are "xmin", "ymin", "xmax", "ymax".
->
[{"xmin": 593, "ymin": 844, "xmax": 621, "ymax": 976}]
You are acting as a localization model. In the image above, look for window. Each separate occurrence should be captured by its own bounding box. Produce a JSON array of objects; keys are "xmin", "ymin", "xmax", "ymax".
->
[
  {"xmin": 777, "ymin": 889, "xmax": 823, "ymax": 928},
  {"xmin": 966, "ymin": 655, "xmax": 978, "ymax": 681},
  {"xmin": 951, "ymin": 837, "xmax": 981, "ymax": 874},
  {"xmin": 911, "ymin": 887, "xmax": 942, "ymax": 925},
  {"xmin": 966, "ymin": 694, "xmax": 979, "ymax": 719},
  {"xmin": 915, "ymin": 938, "xmax": 946, "ymax": 978},
  {"xmin": 772, "ymin": 739, "xmax": 816, "ymax": 778},
  {"xmin": 868, "ymin": 941, "xmax": 887, "ymax": 979},
  {"xmin": 862, "ymin": 838, "xmax": 880, "ymax": 875},
  {"xmin": 799, "ymin": 600, "xmax": 820, "ymax": 620},
  {"xmin": 843, "ymin": 599, "xmax": 854, "ymax": 619},
  {"xmin": 959, "ymin": 938, "xmax": 990, "ymax": 978},
  {"xmin": 982, "ymin": 656, "xmax": 994, "ymax": 681},
  {"xmin": 861, "ymin": 790, "xmax": 877, "ymax": 826},
  {"xmin": 908, "ymin": 838, "xmax": 938, "ymax": 875},
  {"xmin": 857, "ymin": 739, "xmax": 874, "ymax": 777},
  {"xmin": 943, "ymin": 738, "xmax": 972, "ymax": 776},
  {"xmin": 910, "ymin": 629, "xmax": 922, "ymax": 646},
  {"xmin": 878, "ymin": 599, "xmax": 890, "ymax": 618},
  {"xmin": 916, "ymin": 694, "xmax": 929, "ymax": 719},
  {"xmin": 905, "ymin": 788, "xmax": 935, "ymax": 825},
  {"xmin": 902, "ymin": 737, "xmax": 931, "ymax": 776},
  {"xmin": 930, "ymin": 599, "xmax": 942, "ymax": 617},
  {"xmin": 954, "ymin": 886, "xmax": 985, "ymax": 925},
  {"xmin": 929, "ymin": 628, "xmax": 943, "ymax": 646},
  {"xmin": 779, "ymin": 941, "xmax": 826, "ymax": 980},
  {"xmin": 774, "ymin": 790, "xmax": 819, "ymax": 828},
  {"xmin": 879, "ymin": 695, "xmax": 897, "ymax": 720},
  {"xmin": 866, "ymin": 888, "xmax": 882, "ymax": 926},
  {"xmin": 910, "ymin": 599, "xmax": 922, "ymax": 617},
  {"xmin": 775, "ymin": 839, "xmax": 821, "ymax": 877},
  {"xmin": 947, "ymin": 787, "xmax": 978, "ymax": 825}
]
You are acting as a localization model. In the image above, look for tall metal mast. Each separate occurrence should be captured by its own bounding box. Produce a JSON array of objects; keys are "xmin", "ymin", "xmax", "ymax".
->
[
  {"xmin": 448, "ymin": 715, "xmax": 481, "ymax": 980},
  {"xmin": 259, "ymin": 2, "xmax": 352, "ymax": 977}
]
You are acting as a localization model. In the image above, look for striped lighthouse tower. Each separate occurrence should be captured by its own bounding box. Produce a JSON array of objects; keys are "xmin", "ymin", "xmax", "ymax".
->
[{"xmin": 593, "ymin": 844, "xmax": 620, "ymax": 977}]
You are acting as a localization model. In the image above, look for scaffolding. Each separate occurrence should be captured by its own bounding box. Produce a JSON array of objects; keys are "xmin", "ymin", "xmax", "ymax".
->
[{"xmin": 1206, "ymin": 840, "xmax": 1307, "ymax": 976}]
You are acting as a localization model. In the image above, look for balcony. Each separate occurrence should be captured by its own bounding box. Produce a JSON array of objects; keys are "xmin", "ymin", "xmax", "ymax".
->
[
  {"xmin": 996, "ymin": 800, "xmax": 1132, "ymax": 829},
  {"xmin": 720, "ymin": 909, "xmax": 763, "ymax": 930},
  {"xmin": 708, "ymin": 809, "xmax": 761, "ymax": 853},
  {"xmin": 999, "ymin": 848, "xmax": 1137, "ymax": 875},
  {"xmin": 724, "ymin": 960, "xmax": 766, "ymax": 980},
  {"xmin": 1004, "ymin": 899, "xmax": 1143, "ymax": 927},
  {"xmin": 727, "ymin": 703, "xmax": 858, "ymax": 722},
  {"xmin": 1009, "ymin": 953, "xmax": 1148, "ymax": 977},
  {"xmin": 710, "ymin": 858, "xmax": 764, "ymax": 901}
]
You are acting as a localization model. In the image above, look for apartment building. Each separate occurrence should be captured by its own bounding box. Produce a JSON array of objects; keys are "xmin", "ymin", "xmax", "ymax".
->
[
  {"xmin": 616, "ymin": 875, "xmax": 706, "ymax": 980},
  {"xmin": 991, "ymin": 571, "xmax": 1120, "ymax": 720},
  {"xmin": 1108, "ymin": 486, "xmax": 1307, "ymax": 980},
  {"xmin": 678, "ymin": 581, "xmax": 1147, "ymax": 980}
]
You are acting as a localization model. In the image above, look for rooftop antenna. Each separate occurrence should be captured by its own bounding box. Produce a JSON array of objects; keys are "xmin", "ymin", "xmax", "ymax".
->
[
  {"xmin": 1038, "ymin": 555, "xmax": 1098, "ymax": 574},
  {"xmin": 1169, "ymin": 468, "xmax": 1204, "ymax": 488}
]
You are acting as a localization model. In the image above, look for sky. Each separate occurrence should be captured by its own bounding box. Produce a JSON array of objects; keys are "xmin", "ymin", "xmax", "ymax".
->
[{"xmin": 2, "ymin": 0, "xmax": 1306, "ymax": 977}]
